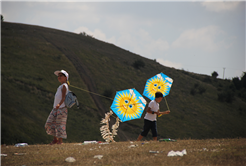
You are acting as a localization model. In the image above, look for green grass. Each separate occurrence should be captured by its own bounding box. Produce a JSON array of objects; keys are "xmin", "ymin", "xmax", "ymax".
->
[{"xmin": 1, "ymin": 22, "xmax": 246, "ymax": 145}]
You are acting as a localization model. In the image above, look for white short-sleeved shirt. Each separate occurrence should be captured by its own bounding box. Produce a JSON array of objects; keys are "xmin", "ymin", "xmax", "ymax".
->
[
  {"xmin": 53, "ymin": 83, "xmax": 69, "ymax": 108},
  {"xmin": 144, "ymin": 100, "xmax": 159, "ymax": 121}
]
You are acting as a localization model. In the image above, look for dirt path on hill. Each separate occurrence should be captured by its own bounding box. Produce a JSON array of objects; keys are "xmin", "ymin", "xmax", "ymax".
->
[{"xmin": 43, "ymin": 37, "xmax": 107, "ymax": 117}]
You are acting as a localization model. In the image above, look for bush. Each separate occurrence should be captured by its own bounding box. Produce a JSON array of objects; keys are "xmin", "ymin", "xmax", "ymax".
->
[
  {"xmin": 232, "ymin": 77, "xmax": 242, "ymax": 90},
  {"xmin": 1, "ymin": 15, "xmax": 3, "ymax": 22},
  {"xmin": 190, "ymin": 83, "xmax": 206, "ymax": 95},
  {"xmin": 203, "ymin": 76, "xmax": 212, "ymax": 83},
  {"xmin": 238, "ymin": 107, "xmax": 246, "ymax": 115},
  {"xmin": 241, "ymin": 72, "xmax": 246, "ymax": 88},
  {"xmin": 228, "ymin": 83, "xmax": 236, "ymax": 92},
  {"xmin": 103, "ymin": 88, "xmax": 114, "ymax": 99},
  {"xmin": 194, "ymin": 83, "xmax": 199, "ymax": 88},
  {"xmin": 218, "ymin": 90, "xmax": 234, "ymax": 103},
  {"xmin": 190, "ymin": 88, "xmax": 196, "ymax": 95},
  {"xmin": 212, "ymin": 71, "xmax": 219, "ymax": 78},
  {"xmin": 132, "ymin": 60, "xmax": 145, "ymax": 69},
  {"xmin": 198, "ymin": 86, "xmax": 206, "ymax": 94},
  {"xmin": 238, "ymin": 88, "xmax": 246, "ymax": 100}
]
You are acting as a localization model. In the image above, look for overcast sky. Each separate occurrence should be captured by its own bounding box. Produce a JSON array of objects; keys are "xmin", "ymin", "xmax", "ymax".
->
[{"xmin": 1, "ymin": 1, "xmax": 245, "ymax": 79}]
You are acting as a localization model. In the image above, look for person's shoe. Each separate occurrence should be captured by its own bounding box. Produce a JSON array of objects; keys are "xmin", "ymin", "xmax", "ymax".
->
[{"xmin": 49, "ymin": 139, "xmax": 58, "ymax": 145}]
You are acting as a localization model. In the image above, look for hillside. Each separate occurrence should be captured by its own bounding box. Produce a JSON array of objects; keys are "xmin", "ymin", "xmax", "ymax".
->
[{"xmin": 1, "ymin": 22, "xmax": 246, "ymax": 145}]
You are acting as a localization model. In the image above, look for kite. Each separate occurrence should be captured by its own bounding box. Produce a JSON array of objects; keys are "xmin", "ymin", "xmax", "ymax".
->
[
  {"xmin": 100, "ymin": 89, "xmax": 146, "ymax": 142},
  {"xmin": 143, "ymin": 72, "xmax": 173, "ymax": 100},
  {"xmin": 143, "ymin": 72, "xmax": 173, "ymax": 117},
  {"xmin": 111, "ymin": 88, "xmax": 147, "ymax": 122}
]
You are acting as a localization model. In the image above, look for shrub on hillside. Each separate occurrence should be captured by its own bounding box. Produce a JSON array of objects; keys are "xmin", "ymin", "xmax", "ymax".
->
[
  {"xmin": 203, "ymin": 76, "xmax": 212, "ymax": 83},
  {"xmin": 241, "ymin": 72, "xmax": 246, "ymax": 88},
  {"xmin": 238, "ymin": 88, "xmax": 246, "ymax": 101},
  {"xmin": 238, "ymin": 107, "xmax": 246, "ymax": 115},
  {"xmin": 1, "ymin": 15, "xmax": 3, "ymax": 22},
  {"xmin": 190, "ymin": 83, "xmax": 206, "ymax": 95},
  {"xmin": 198, "ymin": 86, "xmax": 206, "ymax": 94},
  {"xmin": 194, "ymin": 83, "xmax": 199, "ymax": 88},
  {"xmin": 228, "ymin": 83, "xmax": 236, "ymax": 92},
  {"xmin": 190, "ymin": 88, "xmax": 196, "ymax": 95},
  {"xmin": 218, "ymin": 90, "xmax": 234, "ymax": 103},
  {"xmin": 232, "ymin": 77, "xmax": 242, "ymax": 90},
  {"xmin": 103, "ymin": 88, "xmax": 114, "ymax": 99},
  {"xmin": 132, "ymin": 60, "xmax": 145, "ymax": 69}
]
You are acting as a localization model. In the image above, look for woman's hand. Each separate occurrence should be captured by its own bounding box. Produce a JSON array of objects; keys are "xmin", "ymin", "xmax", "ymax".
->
[{"xmin": 56, "ymin": 104, "xmax": 60, "ymax": 109}]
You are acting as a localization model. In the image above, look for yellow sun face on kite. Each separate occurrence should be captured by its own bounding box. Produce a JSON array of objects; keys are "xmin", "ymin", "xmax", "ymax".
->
[
  {"xmin": 146, "ymin": 77, "xmax": 168, "ymax": 98},
  {"xmin": 115, "ymin": 92, "xmax": 142, "ymax": 120}
]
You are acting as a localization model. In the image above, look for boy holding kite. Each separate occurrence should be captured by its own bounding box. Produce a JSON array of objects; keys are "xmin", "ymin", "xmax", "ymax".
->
[{"xmin": 137, "ymin": 92, "xmax": 170, "ymax": 141}]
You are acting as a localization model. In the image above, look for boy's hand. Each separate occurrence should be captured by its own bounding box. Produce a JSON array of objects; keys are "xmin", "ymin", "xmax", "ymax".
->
[
  {"xmin": 165, "ymin": 110, "xmax": 170, "ymax": 114},
  {"xmin": 160, "ymin": 110, "xmax": 170, "ymax": 115}
]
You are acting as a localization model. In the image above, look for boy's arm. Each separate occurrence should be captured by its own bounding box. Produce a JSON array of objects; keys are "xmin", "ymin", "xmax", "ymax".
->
[
  {"xmin": 146, "ymin": 107, "xmax": 158, "ymax": 115},
  {"xmin": 159, "ymin": 110, "xmax": 170, "ymax": 115}
]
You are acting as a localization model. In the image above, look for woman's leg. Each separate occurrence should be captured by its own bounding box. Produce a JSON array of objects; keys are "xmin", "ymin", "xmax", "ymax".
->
[{"xmin": 56, "ymin": 108, "xmax": 68, "ymax": 139}]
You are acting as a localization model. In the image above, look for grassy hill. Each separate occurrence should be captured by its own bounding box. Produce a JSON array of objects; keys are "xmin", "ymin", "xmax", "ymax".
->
[{"xmin": 1, "ymin": 22, "xmax": 246, "ymax": 145}]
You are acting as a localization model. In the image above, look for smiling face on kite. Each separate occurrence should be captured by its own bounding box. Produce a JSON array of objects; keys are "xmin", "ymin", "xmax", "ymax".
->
[
  {"xmin": 145, "ymin": 77, "xmax": 169, "ymax": 99},
  {"xmin": 114, "ymin": 92, "xmax": 142, "ymax": 120}
]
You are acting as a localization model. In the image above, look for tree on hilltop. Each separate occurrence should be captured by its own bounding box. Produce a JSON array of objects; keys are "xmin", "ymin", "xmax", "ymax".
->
[
  {"xmin": 212, "ymin": 71, "xmax": 218, "ymax": 78},
  {"xmin": 241, "ymin": 72, "xmax": 246, "ymax": 88},
  {"xmin": 1, "ymin": 15, "xmax": 4, "ymax": 22}
]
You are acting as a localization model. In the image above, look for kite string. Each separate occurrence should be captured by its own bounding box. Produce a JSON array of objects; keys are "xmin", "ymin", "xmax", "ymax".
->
[
  {"xmin": 69, "ymin": 85, "xmax": 114, "ymax": 100},
  {"xmin": 164, "ymin": 96, "xmax": 170, "ymax": 111},
  {"xmin": 70, "ymin": 84, "xmax": 121, "ymax": 120},
  {"xmin": 158, "ymin": 96, "xmax": 170, "ymax": 118}
]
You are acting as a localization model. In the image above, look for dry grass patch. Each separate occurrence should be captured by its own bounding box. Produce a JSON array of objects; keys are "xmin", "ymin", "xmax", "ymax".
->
[{"xmin": 1, "ymin": 138, "xmax": 246, "ymax": 166}]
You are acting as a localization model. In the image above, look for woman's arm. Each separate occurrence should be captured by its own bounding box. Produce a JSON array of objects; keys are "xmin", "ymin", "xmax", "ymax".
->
[{"xmin": 56, "ymin": 85, "xmax": 67, "ymax": 109}]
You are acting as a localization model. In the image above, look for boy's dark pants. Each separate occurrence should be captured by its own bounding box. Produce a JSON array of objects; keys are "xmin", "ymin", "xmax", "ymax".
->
[{"xmin": 140, "ymin": 119, "xmax": 157, "ymax": 137}]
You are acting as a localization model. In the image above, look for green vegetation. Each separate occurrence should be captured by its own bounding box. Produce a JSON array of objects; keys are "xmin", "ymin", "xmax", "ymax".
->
[
  {"xmin": 1, "ymin": 22, "xmax": 246, "ymax": 145},
  {"xmin": 132, "ymin": 59, "xmax": 145, "ymax": 69},
  {"xmin": 211, "ymin": 71, "xmax": 219, "ymax": 78},
  {"xmin": 1, "ymin": 15, "xmax": 3, "ymax": 22},
  {"xmin": 190, "ymin": 83, "xmax": 206, "ymax": 95}
]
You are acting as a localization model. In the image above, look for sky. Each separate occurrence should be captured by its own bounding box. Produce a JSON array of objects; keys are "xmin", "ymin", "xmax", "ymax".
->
[{"xmin": 1, "ymin": 0, "xmax": 245, "ymax": 79}]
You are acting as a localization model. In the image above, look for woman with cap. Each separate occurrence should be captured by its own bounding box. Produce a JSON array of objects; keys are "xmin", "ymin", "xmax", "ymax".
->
[{"xmin": 45, "ymin": 70, "xmax": 69, "ymax": 145}]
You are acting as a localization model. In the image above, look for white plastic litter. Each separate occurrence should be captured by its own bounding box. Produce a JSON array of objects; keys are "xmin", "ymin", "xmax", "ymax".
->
[
  {"xmin": 1, "ymin": 154, "xmax": 7, "ymax": 157},
  {"xmin": 94, "ymin": 155, "xmax": 103, "ymax": 159},
  {"xmin": 65, "ymin": 157, "xmax": 76, "ymax": 162},
  {"xmin": 128, "ymin": 144, "xmax": 138, "ymax": 148},
  {"xmin": 15, "ymin": 143, "xmax": 28, "ymax": 147},
  {"xmin": 99, "ymin": 142, "xmax": 109, "ymax": 145},
  {"xmin": 182, "ymin": 149, "xmax": 187, "ymax": 155},
  {"xmin": 149, "ymin": 150, "xmax": 159, "ymax": 153},
  {"xmin": 83, "ymin": 141, "xmax": 98, "ymax": 145},
  {"xmin": 167, "ymin": 149, "xmax": 187, "ymax": 157}
]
